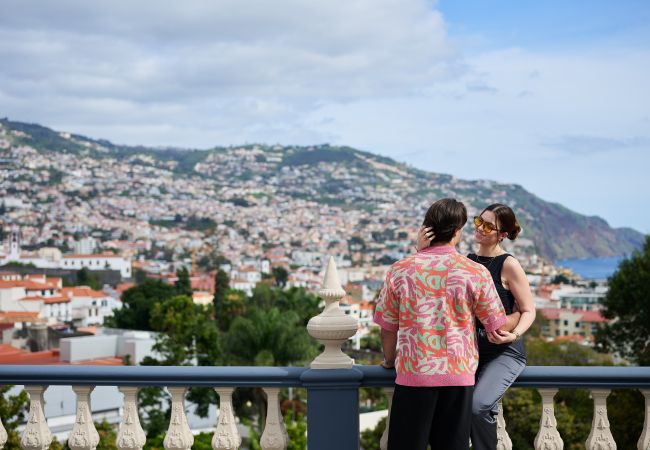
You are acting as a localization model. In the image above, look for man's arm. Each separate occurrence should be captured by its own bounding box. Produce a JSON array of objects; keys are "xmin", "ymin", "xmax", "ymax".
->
[{"xmin": 380, "ymin": 328, "xmax": 398, "ymax": 368}]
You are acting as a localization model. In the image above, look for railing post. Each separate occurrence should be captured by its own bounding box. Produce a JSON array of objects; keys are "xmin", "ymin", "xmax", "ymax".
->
[
  {"xmin": 534, "ymin": 388, "xmax": 563, "ymax": 450},
  {"xmin": 0, "ymin": 416, "xmax": 7, "ymax": 449},
  {"xmin": 213, "ymin": 388, "xmax": 241, "ymax": 450},
  {"xmin": 586, "ymin": 389, "xmax": 616, "ymax": 450},
  {"xmin": 639, "ymin": 389, "xmax": 650, "ymax": 450},
  {"xmin": 163, "ymin": 387, "xmax": 194, "ymax": 450},
  {"xmin": 21, "ymin": 385, "xmax": 52, "ymax": 450},
  {"xmin": 380, "ymin": 387, "xmax": 394, "ymax": 450},
  {"xmin": 496, "ymin": 400, "xmax": 513, "ymax": 450},
  {"xmin": 68, "ymin": 386, "xmax": 100, "ymax": 450},
  {"xmin": 116, "ymin": 387, "xmax": 146, "ymax": 450},
  {"xmin": 261, "ymin": 387, "xmax": 288, "ymax": 450},
  {"xmin": 301, "ymin": 368, "xmax": 363, "ymax": 450}
]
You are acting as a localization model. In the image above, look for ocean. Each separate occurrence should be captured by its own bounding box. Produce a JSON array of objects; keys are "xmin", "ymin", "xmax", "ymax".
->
[{"xmin": 555, "ymin": 256, "xmax": 626, "ymax": 280}]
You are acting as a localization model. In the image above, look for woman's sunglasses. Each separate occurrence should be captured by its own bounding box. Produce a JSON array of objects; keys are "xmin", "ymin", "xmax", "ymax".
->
[{"xmin": 473, "ymin": 216, "xmax": 501, "ymax": 234}]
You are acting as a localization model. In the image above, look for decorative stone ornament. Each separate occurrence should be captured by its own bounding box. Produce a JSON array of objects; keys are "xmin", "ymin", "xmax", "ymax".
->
[
  {"xmin": 380, "ymin": 387, "xmax": 394, "ymax": 450},
  {"xmin": 496, "ymin": 401, "xmax": 513, "ymax": 450},
  {"xmin": 21, "ymin": 385, "xmax": 53, "ymax": 450},
  {"xmin": 639, "ymin": 389, "xmax": 650, "ymax": 450},
  {"xmin": 68, "ymin": 386, "xmax": 100, "ymax": 450},
  {"xmin": 586, "ymin": 389, "xmax": 617, "ymax": 450},
  {"xmin": 260, "ymin": 388, "xmax": 288, "ymax": 450},
  {"xmin": 535, "ymin": 389, "xmax": 563, "ymax": 450},
  {"xmin": 307, "ymin": 256, "xmax": 358, "ymax": 369},
  {"xmin": 163, "ymin": 387, "xmax": 194, "ymax": 450},
  {"xmin": 116, "ymin": 387, "xmax": 147, "ymax": 450},
  {"xmin": 212, "ymin": 388, "xmax": 241, "ymax": 450}
]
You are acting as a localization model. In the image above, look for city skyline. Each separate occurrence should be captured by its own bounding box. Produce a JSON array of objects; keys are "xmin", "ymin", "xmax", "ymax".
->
[{"xmin": 1, "ymin": 0, "xmax": 649, "ymax": 232}]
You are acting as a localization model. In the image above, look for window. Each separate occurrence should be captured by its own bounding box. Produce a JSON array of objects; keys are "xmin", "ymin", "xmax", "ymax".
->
[
  {"xmin": 564, "ymin": 330, "xmax": 568, "ymax": 336},
  {"xmin": 563, "ymin": 320, "xmax": 568, "ymax": 326},
  {"xmin": 555, "ymin": 330, "xmax": 560, "ymax": 336},
  {"xmin": 575, "ymin": 322, "xmax": 580, "ymax": 328}
]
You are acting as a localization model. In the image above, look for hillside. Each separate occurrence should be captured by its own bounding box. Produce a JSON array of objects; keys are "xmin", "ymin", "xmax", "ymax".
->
[{"xmin": 1, "ymin": 118, "xmax": 644, "ymax": 261}]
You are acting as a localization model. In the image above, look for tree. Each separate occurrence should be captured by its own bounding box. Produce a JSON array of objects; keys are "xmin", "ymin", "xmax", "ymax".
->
[
  {"xmin": 106, "ymin": 279, "xmax": 175, "ymax": 330},
  {"xmin": 174, "ymin": 266, "xmax": 192, "ymax": 297},
  {"xmin": 272, "ymin": 266, "xmax": 289, "ymax": 288},
  {"xmin": 597, "ymin": 236, "xmax": 650, "ymax": 364},
  {"xmin": 212, "ymin": 269, "xmax": 230, "ymax": 313},
  {"xmin": 76, "ymin": 267, "xmax": 102, "ymax": 290},
  {"xmin": 134, "ymin": 268, "xmax": 148, "ymax": 285},
  {"xmin": 0, "ymin": 385, "xmax": 29, "ymax": 449},
  {"xmin": 214, "ymin": 288, "xmax": 247, "ymax": 332}
]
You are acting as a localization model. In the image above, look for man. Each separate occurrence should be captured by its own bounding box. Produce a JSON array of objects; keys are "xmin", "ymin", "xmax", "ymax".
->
[{"xmin": 374, "ymin": 198, "xmax": 506, "ymax": 450}]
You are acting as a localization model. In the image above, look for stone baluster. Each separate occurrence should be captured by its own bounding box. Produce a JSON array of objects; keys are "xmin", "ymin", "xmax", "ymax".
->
[
  {"xmin": 534, "ymin": 389, "xmax": 563, "ymax": 450},
  {"xmin": 638, "ymin": 389, "xmax": 650, "ymax": 450},
  {"xmin": 496, "ymin": 400, "xmax": 513, "ymax": 450},
  {"xmin": 213, "ymin": 388, "xmax": 241, "ymax": 450},
  {"xmin": 68, "ymin": 386, "xmax": 100, "ymax": 450},
  {"xmin": 260, "ymin": 388, "xmax": 288, "ymax": 450},
  {"xmin": 0, "ymin": 416, "xmax": 7, "ymax": 449},
  {"xmin": 307, "ymin": 256, "xmax": 358, "ymax": 369},
  {"xmin": 20, "ymin": 385, "xmax": 52, "ymax": 450},
  {"xmin": 380, "ymin": 387, "xmax": 394, "ymax": 450},
  {"xmin": 116, "ymin": 387, "xmax": 147, "ymax": 450},
  {"xmin": 586, "ymin": 389, "xmax": 617, "ymax": 450},
  {"xmin": 163, "ymin": 387, "xmax": 194, "ymax": 450}
]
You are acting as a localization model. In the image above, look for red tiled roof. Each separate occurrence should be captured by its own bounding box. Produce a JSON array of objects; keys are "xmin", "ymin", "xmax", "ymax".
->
[
  {"xmin": 0, "ymin": 312, "xmax": 40, "ymax": 324},
  {"xmin": 539, "ymin": 308, "xmax": 606, "ymax": 323},
  {"xmin": 61, "ymin": 287, "xmax": 106, "ymax": 298},
  {"xmin": 0, "ymin": 346, "xmax": 124, "ymax": 365},
  {"xmin": 21, "ymin": 295, "xmax": 70, "ymax": 304}
]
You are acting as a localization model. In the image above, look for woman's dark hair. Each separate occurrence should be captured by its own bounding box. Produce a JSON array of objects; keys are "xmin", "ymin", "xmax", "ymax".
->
[
  {"xmin": 481, "ymin": 203, "xmax": 522, "ymax": 240},
  {"xmin": 422, "ymin": 198, "xmax": 467, "ymax": 244}
]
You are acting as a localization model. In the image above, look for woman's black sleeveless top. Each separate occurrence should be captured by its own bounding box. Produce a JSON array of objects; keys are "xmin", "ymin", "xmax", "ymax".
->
[{"xmin": 468, "ymin": 253, "xmax": 516, "ymax": 330}]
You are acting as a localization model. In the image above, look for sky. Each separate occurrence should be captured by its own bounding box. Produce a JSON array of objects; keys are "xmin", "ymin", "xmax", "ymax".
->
[{"xmin": 1, "ymin": 0, "xmax": 649, "ymax": 233}]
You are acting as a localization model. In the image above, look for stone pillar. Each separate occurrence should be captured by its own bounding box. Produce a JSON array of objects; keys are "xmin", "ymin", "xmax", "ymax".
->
[
  {"xmin": 163, "ymin": 387, "xmax": 193, "ymax": 450},
  {"xmin": 116, "ymin": 387, "xmax": 146, "ymax": 450},
  {"xmin": 261, "ymin": 388, "xmax": 288, "ymax": 450},
  {"xmin": 534, "ymin": 389, "xmax": 563, "ymax": 450},
  {"xmin": 68, "ymin": 386, "xmax": 100, "ymax": 450},
  {"xmin": 307, "ymin": 256, "xmax": 358, "ymax": 369},
  {"xmin": 586, "ymin": 389, "xmax": 616, "ymax": 450},
  {"xmin": 638, "ymin": 389, "xmax": 650, "ymax": 450},
  {"xmin": 213, "ymin": 388, "xmax": 241, "ymax": 450},
  {"xmin": 380, "ymin": 387, "xmax": 394, "ymax": 450},
  {"xmin": 21, "ymin": 385, "xmax": 52, "ymax": 450},
  {"xmin": 496, "ymin": 401, "xmax": 513, "ymax": 450},
  {"xmin": 0, "ymin": 416, "xmax": 7, "ymax": 449}
]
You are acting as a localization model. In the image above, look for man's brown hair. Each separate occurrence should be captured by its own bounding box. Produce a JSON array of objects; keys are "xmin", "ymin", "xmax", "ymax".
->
[{"xmin": 422, "ymin": 198, "xmax": 467, "ymax": 245}]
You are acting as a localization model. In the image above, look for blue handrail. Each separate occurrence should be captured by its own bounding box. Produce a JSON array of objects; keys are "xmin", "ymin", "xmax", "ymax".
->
[{"xmin": 1, "ymin": 365, "xmax": 649, "ymax": 388}]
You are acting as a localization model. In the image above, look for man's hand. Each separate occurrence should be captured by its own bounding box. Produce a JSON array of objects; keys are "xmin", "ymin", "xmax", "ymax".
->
[
  {"xmin": 487, "ymin": 329, "xmax": 518, "ymax": 344},
  {"xmin": 416, "ymin": 226, "xmax": 435, "ymax": 251},
  {"xmin": 381, "ymin": 359, "xmax": 395, "ymax": 369}
]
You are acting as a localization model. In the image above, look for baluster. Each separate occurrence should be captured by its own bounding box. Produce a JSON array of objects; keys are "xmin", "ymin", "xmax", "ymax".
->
[
  {"xmin": 586, "ymin": 389, "xmax": 617, "ymax": 450},
  {"xmin": 68, "ymin": 386, "xmax": 100, "ymax": 450},
  {"xmin": 534, "ymin": 389, "xmax": 563, "ymax": 450},
  {"xmin": 496, "ymin": 400, "xmax": 513, "ymax": 450},
  {"xmin": 380, "ymin": 387, "xmax": 394, "ymax": 450},
  {"xmin": 116, "ymin": 387, "xmax": 147, "ymax": 450},
  {"xmin": 0, "ymin": 415, "xmax": 7, "ymax": 449},
  {"xmin": 163, "ymin": 387, "xmax": 194, "ymax": 450},
  {"xmin": 213, "ymin": 388, "xmax": 241, "ymax": 450},
  {"xmin": 638, "ymin": 389, "xmax": 650, "ymax": 450},
  {"xmin": 20, "ymin": 385, "xmax": 52, "ymax": 450},
  {"xmin": 260, "ymin": 388, "xmax": 288, "ymax": 450}
]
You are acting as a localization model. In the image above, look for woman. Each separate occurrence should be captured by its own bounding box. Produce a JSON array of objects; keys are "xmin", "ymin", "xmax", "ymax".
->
[{"xmin": 417, "ymin": 203, "xmax": 536, "ymax": 450}]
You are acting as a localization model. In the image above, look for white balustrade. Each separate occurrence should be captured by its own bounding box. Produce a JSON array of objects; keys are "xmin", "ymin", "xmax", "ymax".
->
[
  {"xmin": 68, "ymin": 386, "xmax": 100, "ymax": 450},
  {"xmin": 260, "ymin": 388, "xmax": 288, "ymax": 450},
  {"xmin": 638, "ymin": 389, "xmax": 650, "ymax": 450},
  {"xmin": 0, "ymin": 416, "xmax": 7, "ymax": 449},
  {"xmin": 496, "ymin": 400, "xmax": 513, "ymax": 450},
  {"xmin": 307, "ymin": 256, "xmax": 358, "ymax": 369},
  {"xmin": 213, "ymin": 387, "xmax": 241, "ymax": 450},
  {"xmin": 380, "ymin": 387, "xmax": 394, "ymax": 450},
  {"xmin": 534, "ymin": 388, "xmax": 563, "ymax": 450},
  {"xmin": 163, "ymin": 387, "xmax": 194, "ymax": 450},
  {"xmin": 20, "ymin": 385, "xmax": 52, "ymax": 450},
  {"xmin": 116, "ymin": 387, "xmax": 147, "ymax": 450},
  {"xmin": 586, "ymin": 389, "xmax": 617, "ymax": 450}
]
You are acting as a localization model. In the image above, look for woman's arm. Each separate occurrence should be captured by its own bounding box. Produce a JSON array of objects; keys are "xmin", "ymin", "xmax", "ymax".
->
[{"xmin": 487, "ymin": 256, "xmax": 536, "ymax": 344}]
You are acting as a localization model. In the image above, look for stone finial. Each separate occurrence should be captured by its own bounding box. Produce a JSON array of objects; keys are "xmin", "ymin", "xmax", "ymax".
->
[
  {"xmin": 534, "ymin": 389, "xmax": 563, "ymax": 450},
  {"xmin": 307, "ymin": 256, "xmax": 358, "ymax": 369},
  {"xmin": 21, "ymin": 385, "xmax": 53, "ymax": 450},
  {"xmin": 586, "ymin": 389, "xmax": 617, "ymax": 450}
]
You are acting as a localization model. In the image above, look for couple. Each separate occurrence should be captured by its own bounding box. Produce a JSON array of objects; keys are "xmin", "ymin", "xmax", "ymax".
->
[{"xmin": 374, "ymin": 198, "xmax": 536, "ymax": 450}]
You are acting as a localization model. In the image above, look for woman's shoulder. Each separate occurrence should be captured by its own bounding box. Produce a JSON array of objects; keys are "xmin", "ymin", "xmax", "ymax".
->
[{"xmin": 502, "ymin": 254, "xmax": 525, "ymax": 275}]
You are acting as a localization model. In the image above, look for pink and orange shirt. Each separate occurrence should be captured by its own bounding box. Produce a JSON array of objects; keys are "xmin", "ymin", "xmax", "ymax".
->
[{"xmin": 374, "ymin": 245, "xmax": 506, "ymax": 387}]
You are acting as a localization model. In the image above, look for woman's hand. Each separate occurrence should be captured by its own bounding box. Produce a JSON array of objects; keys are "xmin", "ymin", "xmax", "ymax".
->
[
  {"xmin": 416, "ymin": 226, "xmax": 435, "ymax": 251},
  {"xmin": 487, "ymin": 329, "xmax": 518, "ymax": 344}
]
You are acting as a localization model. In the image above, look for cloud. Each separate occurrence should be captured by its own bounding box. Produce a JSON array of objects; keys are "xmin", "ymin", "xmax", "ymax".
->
[{"xmin": 542, "ymin": 135, "xmax": 650, "ymax": 155}]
